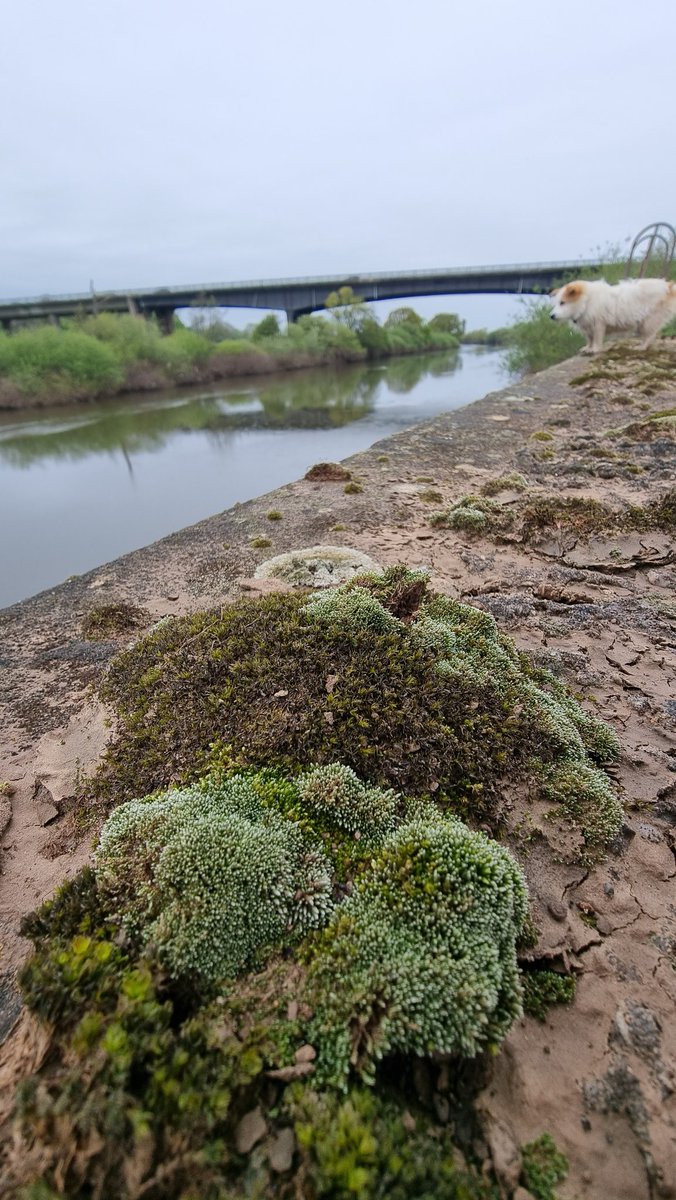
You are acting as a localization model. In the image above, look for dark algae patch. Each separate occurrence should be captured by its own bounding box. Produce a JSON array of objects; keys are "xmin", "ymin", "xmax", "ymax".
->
[{"xmin": 3, "ymin": 567, "xmax": 622, "ymax": 1198}]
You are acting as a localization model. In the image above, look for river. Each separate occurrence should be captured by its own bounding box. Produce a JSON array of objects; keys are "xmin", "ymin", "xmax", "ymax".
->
[{"xmin": 0, "ymin": 347, "xmax": 507, "ymax": 609}]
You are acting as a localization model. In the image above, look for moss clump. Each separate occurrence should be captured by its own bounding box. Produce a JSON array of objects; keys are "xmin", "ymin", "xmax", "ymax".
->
[
  {"xmin": 266, "ymin": 509, "xmax": 283, "ymax": 520},
  {"xmin": 521, "ymin": 970, "xmax": 577, "ymax": 1021},
  {"xmin": 303, "ymin": 585, "xmax": 401, "ymax": 633},
  {"xmin": 96, "ymin": 776, "xmax": 334, "ymax": 984},
  {"xmin": 254, "ymin": 545, "xmax": 380, "ymax": 588},
  {"xmin": 540, "ymin": 761, "xmax": 623, "ymax": 858},
  {"xmin": 520, "ymin": 1133, "xmax": 569, "ymax": 1200},
  {"xmin": 81, "ymin": 602, "xmax": 147, "ymax": 641},
  {"xmin": 307, "ymin": 814, "xmax": 527, "ymax": 1086},
  {"xmin": 530, "ymin": 668, "xmax": 621, "ymax": 763},
  {"xmin": 305, "ymin": 461, "xmax": 351, "ymax": 481},
  {"xmin": 297, "ymin": 762, "xmax": 398, "ymax": 844},
  {"xmin": 14, "ymin": 941, "xmax": 303, "ymax": 1199},
  {"xmin": 344, "ymin": 481, "xmax": 363, "ymax": 494},
  {"xmin": 289, "ymin": 1084, "xmax": 496, "ymax": 1199},
  {"xmin": 520, "ymin": 495, "xmax": 615, "ymax": 540},
  {"xmin": 418, "ymin": 488, "xmax": 443, "ymax": 503},
  {"xmin": 531, "ymin": 431, "xmax": 554, "ymax": 442},
  {"xmin": 481, "ymin": 472, "xmax": 528, "ymax": 496},
  {"xmin": 428, "ymin": 496, "xmax": 513, "ymax": 537},
  {"xmin": 12, "ymin": 768, "xmax": 516, "ymax": 1198},
  {"xmin": 251, "ymin": 535, "xmax": 272, "ymax": 548},
  {"xmin": 89, "ymin": 568, "xmax": 621, "ymax": 861}
]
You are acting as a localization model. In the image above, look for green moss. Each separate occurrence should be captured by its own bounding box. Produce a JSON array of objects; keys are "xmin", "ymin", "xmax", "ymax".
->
[
  {"xmin": 540, "ymin": 761, "xmax": 623, "ymax": 861},
  {"xmin": 251, "ymin": 536, "xmax": 272, "ymax": 548},
  {"xmin": 530, "ymin": 431, "xmax": 553, "ymax": 442},
  {"xmin": 521, "ymin": 970, "xmax": 576, "ymax": 1021},
  {"xmin": 520, "ymin": 1133, "xmax": 569, "ymax": 1200},
  {"xmin": 96, "ymin": 776, "xmax": 334, "ymax": 984},
  {"xmin": 86, "ymin": 570, "xmax": 620, "ymax": 862},
  {"xmin": 15, "ymin": 940, "xmax": 300, "ymax": 1199},
  {"xmin": 520, "ymin": 495, "xmax": 614, "ymax": 540},
  {"xmin": 418, "ymin": 488, "xmax": 444, "ymax": 503},
  {"xmin": 307, "ymin": 814, "xmax": 527, "ymax": 1086},
  {"xmin": 266, "ymin": 509, "xmax": 283, "ymax": 520},
  {"xmin": 289, "ymin": 1084, "xmax": 497, "ymax": 1199},
  {"xmin": 82, "ymin": 602, "xmax": 147, "ymax": 641},
  {"xmin": 480, "ymin": 472, "xmax": 528, "ymax": 496},
  {"xmin": 427, "ymin": 496, "xmax": 511, "ymax": 537},
  {"xmin": 305, "ymin": 461, "xmax": 352, "ymax": 481},
  {"xmin": 344, "ymin": 481, "xmax": 364, "ymax": 494}
]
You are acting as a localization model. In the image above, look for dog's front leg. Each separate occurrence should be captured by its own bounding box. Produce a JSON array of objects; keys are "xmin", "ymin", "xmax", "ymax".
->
[{"xmin": 582, "ymin": 322, "xmax": 605, "ymax": 355}]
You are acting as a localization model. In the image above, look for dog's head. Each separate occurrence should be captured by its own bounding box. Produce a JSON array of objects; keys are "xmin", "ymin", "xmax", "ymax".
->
[{"xmin": 549, "ymin": 281, "xmax": 586, "ymax": 322}]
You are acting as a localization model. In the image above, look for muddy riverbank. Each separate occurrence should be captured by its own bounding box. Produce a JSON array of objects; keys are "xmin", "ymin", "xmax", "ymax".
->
[{"xmin": 1, "ymin": 342, "xmax": 675, "ymax": 1199}]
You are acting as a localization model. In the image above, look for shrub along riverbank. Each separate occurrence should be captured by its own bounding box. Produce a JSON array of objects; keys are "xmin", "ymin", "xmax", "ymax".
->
[{"xmin": 0, "ymin": 299, "xmax": 462, "ymax": 410}]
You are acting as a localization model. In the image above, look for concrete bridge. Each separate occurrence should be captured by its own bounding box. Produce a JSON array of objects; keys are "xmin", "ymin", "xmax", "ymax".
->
[{"xmin": 0, "ymin": 260, "xmax": 596, "ymax": 330}]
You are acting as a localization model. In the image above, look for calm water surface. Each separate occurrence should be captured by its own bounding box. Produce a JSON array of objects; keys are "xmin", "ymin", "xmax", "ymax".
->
[{"xmin": 0, "ymin": 348, "xmax": 507, "ymax": 608}]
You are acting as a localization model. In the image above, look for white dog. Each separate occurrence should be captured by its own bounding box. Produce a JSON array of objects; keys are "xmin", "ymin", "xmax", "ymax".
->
[{"xmin": 549, "ymin": 277, "xmax": 676, "ymax": 354}]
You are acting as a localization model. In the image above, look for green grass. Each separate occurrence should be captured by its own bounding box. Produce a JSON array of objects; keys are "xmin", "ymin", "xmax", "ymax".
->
[
  {"xmin": 0, "ymin": 305, "xmax": 465, "ymax": 407},
  {"xmin": 505, "ymin": 301, "xmax": 585, "ymax": 375}
]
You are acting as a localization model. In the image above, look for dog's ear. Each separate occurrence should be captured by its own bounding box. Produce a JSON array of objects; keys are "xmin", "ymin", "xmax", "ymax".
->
[{"xmin": 562, "ymin": 282, "xmax": 584, "ymax": 301}]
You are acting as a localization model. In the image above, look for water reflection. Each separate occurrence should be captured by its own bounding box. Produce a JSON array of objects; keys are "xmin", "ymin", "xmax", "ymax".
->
[
  {"xmin": 0, "ymin": 347, "xmax": 505, "ymax": 608},
  {"xmin": 0, "ymin": 353, "xmax": 456, "ymax": 468}
]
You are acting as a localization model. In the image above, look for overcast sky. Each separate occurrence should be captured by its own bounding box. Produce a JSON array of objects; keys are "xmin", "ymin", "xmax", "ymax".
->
[{"xmin": 2, "ymin": 0, "xmax": 675, "ymax": 328}]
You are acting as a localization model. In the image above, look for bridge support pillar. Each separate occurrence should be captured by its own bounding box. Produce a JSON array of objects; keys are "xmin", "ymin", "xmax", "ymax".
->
[
  {"xmin": 127, "ymin": 295, "xmax": 140, "ymax": 317},
  {"xmin": 148, "ymin": 308, "xmax": 175, "ymax": 335},
  {"xmin": 1, "ymin": 318, "xmax": 11, "ymax": 333}
]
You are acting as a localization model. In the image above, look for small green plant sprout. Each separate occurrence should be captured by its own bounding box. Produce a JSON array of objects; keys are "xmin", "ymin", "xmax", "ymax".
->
[
  {"xmin": 344, "ymin": 481, "xmax": 363, "ymax": 494},
  {"xmin": 251, "ymin": 535, "xmax": 272, "ymax": 548},
  {"xmin": 266, "ymin": 509, "xmax": 283, "ymax": 521},
  {"xmin": 521, "ymin": 969, "xmax": 576, "ymax": 1021},
  {"xmin": 520, "ymin": 1132, "xmax": 569, "ymax": 1200}
]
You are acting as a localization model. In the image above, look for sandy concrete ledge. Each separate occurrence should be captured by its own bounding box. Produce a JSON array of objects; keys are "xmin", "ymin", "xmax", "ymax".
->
[{"xmin": 1, "ymin": 347, "xmax": 675, "ymax": 1198}]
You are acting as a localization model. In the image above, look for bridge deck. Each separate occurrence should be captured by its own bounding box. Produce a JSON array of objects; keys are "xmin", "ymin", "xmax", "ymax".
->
[{"xmin": 0, "ymin": 260, "xmax": 597, "ymax": 324}]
